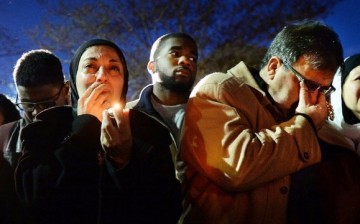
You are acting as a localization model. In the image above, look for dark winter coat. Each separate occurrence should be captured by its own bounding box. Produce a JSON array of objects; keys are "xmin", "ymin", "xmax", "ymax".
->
[{"xmin": 15, "ymin": 106, "xmax": 182, "ymax": 224}]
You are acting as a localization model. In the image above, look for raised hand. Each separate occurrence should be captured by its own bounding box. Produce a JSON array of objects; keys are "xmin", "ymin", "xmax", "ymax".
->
[
  {"xmin": 295, "ymin": 81, "xmax": 328, "ymax": 129},
  {"xmin": 77, "ymin": 82, "xmax": 113, "ymax": 121},
  {"xmin": 100, "ymin": 103, "xmax": 132, "ymax": 168}
]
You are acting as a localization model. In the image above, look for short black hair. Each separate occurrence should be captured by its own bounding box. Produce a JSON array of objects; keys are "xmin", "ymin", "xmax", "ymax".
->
[
  {"xmin": 150, "ymin": 32, "xmax": 198, "ymax": 61},
  {"xmin": 261, "ymin": 20, "xmax": 343, "ymax": 72},
  {"xmin": 13, "ymin": 49, "xmax": 64, "ymax": 88},
  {"xmin": 0, "ymin": 94, "xmax": 20, "ymax": 124}
]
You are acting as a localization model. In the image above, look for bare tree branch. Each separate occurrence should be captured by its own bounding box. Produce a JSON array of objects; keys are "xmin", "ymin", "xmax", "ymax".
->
[{"xmin": 28, "ymin": 0, "xmax": 341, "ymax": 100}]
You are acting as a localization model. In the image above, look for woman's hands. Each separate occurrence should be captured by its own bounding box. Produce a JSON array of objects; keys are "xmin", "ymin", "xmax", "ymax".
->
[
  {"xmin": 77, "ymin": 82, "xmax": 113, "ymax": 121},
  {"xmin": 100, "ymin": 104, "xmax": 132, "ymax": 168}
]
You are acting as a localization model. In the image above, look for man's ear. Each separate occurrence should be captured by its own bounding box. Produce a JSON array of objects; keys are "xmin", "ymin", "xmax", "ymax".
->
[
  {"xmin": 147, "ymin": 61, "xmax": 156, "ymax": 74},
  {"xmin": 267, "ymin": 56, "xmax": 282, "ymax": 80}
]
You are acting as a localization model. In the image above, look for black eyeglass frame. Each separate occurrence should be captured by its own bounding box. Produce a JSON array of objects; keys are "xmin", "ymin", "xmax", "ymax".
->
[
  {"xmin": 284, "ymin": 63, "xmax": 336, "ymax": 96},
  {"xmin": 15, "ymin": 85, "xmax": 64, "ymax": 112}
]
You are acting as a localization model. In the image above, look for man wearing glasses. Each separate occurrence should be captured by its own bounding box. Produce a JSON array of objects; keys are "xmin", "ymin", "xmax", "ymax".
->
[
  {"xmin": 179, "ymin": 20, "xmax": 360, "ymax": 224},
  {"xmin": 0, "ymin": 49, "xmax": 69, "ymax": 224}
]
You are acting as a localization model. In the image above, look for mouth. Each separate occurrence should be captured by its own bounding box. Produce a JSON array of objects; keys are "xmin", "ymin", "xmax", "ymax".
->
[{"xmin": 175, "ymin": 67, "xmax": 191, "ymax": 78}]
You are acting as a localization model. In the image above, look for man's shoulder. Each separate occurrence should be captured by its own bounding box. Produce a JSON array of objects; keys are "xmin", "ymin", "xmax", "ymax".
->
[
  {"xmin": 126, "ymin": 99, "xmax": 140, "ymax": 109},
  {"xmin": 35, "ymin": 105, "xmax": 73, "ymax": 123},
  {"xmin": 200, "ymin": 61, "xmax": 252, "ymax": 83},
  {"xmin": 192, "ymin": 61, "xmax": 253, "ymax": 95},
  {"xmin": 126, "ymin": 84, "xmax": 153, "ymax": 109},
  {"xmin": 0, "ymin": 120, "xmax": 18, "ymax": 131},
  {"xmin": 319, "ymin": 121, "xmax": 356, "ymax": 150},
  {"xmin": 23, "ymin": 106, "xmax": 74, "ymax": 138},
  {"xmin": 0, "ymin": 120, "xmax": 20, "ymax": 138},
  {"xmin": 21, "ymin": 106, "xmax": 74, "ymax": 149},
  {"xmin": 0, "ymin": 120, "xmax": 20, "ymax": 152}
]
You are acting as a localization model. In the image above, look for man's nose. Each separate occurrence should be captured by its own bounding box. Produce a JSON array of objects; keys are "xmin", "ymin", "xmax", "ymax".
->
[{"xmin": 178, "ymin": 55, "xmax": 192, "ymax": 66}]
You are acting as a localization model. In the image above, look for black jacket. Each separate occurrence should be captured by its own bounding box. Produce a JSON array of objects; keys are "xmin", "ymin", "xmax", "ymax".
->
[
  {"xmin": 127, "ymin": 85, "xmax": 164, "ymax": 121},
  {"xmin": 127, "ymin": 84, "xmax": 188, "ymax": 181},
  {"xmin": 0, "ymin": 120, "xmax": 30, "ymax": 224},
  {"xmin": 15, "ymin": 106, "xmax": 182, "ymax": 224}
]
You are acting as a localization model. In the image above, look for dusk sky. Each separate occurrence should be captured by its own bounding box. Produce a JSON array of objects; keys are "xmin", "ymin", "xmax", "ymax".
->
[{"xmin": 0, "ymin": 0, "xmax": 359, "ymax": 98}]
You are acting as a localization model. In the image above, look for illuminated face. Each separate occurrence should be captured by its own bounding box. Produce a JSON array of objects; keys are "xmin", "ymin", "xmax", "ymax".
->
[
  {"xmin": 154, "ymin": 37, "xmax": 198, "ymax": 92},
  {"xmin": 76, "ymin": 45, "xmax": 125, "ymax": 107},
  {"xmin": 342, "ymin": 65, "xmax": 360, "ymax": 120}
]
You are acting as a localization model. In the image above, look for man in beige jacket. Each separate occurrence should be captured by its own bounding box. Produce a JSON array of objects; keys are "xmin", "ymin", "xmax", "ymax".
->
[{"xmin": 179, "ymin": 20, "xmax": 360, "ymax": 224}]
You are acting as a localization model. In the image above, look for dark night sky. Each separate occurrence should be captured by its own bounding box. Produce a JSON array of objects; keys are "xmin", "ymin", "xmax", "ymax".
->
[{"xmin": 0, "ymin": 0, "xmax": 359, "ymax": 99}]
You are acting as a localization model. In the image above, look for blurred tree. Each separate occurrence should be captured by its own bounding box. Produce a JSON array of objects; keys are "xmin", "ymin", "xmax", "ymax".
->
[
  {"xmin": 0, "ymin": 26, "xmax": 21, "ymax": 96},
  {"xmin": 31, "ymin": 0, "xmax": 341, "ymax": 100},
  {"xmin": 0, "ymin": 27, "xmax": 19, "ymax": 57}
]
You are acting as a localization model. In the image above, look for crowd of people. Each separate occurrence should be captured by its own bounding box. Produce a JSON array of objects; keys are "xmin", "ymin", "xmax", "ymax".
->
[{"xmin": 0, "ymin": 20, "xmax": 359, "ymax": 224}]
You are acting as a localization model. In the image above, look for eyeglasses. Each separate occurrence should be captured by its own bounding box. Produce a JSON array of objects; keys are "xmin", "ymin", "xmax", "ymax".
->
[
  {"xmin": 16, "ymin": 86, "xmax": 63, "ymax": 113},
  {"xmin": 285, "ymin": 63, "xmax": 336, "ymax": 96}
]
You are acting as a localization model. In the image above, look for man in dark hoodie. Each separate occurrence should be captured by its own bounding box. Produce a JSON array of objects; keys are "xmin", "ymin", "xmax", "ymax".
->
[{"xmin": 127, "ymin": 32, "xmax": 198, "ymax": 181}]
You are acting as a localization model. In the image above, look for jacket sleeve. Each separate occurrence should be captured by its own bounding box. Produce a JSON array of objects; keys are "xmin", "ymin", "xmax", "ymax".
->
[
  {"xmin": 180, "ymin": 73, "xmax": 322, "ymax": 192},
  {"xmin": 15, "ymin": 108, "xmax": 101, "ymax": 223},
  {"xmin": 103, "ymin": 109, "xmax": 182, "ymax": 223}
]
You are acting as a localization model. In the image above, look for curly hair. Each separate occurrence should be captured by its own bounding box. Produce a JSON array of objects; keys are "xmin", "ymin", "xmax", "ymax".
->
[{"xmin": 13, "ymin": 49, "xmax": 64, "ymax": 88}]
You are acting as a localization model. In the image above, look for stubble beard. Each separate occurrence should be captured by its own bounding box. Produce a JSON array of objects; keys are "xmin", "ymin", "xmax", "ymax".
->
[{"xmin": 157, "ymin": 69, "xmax": 194, "ymax": 93}]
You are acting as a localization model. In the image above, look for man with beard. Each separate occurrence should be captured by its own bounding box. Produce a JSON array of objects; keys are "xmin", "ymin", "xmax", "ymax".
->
[{"xmin": 127, "ymin": 33, "xmax": 198, "ymax": 180}]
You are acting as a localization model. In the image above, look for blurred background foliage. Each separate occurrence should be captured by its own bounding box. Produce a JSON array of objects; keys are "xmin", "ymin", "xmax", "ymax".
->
[{"xmin": 0, "ymin": 0, "xmax": 341, "ymax": 100}]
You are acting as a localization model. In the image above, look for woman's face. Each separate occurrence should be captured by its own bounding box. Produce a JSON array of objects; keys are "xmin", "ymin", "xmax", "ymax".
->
[
  {"xmin": 343, "ymin": 65, "xmax": 360, "ymax": 120},
  {"xmin": 76, "ymin": 45, "xmax": 125, "ymax": 108}
]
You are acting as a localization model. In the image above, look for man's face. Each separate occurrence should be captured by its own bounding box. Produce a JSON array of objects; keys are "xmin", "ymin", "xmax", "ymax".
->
[
  {"xmin": 269, "ymin": 56, "xmax": 335, "ymax": 110},
  {"xmin": 153, "ymin": 37, "xmax": 198, "ymax": 92},
  {"xmin": 17, "ymin": 83, "xmax": 68, "ymax": 123},
  {"xmin": 343, "ymin": 65, "xmax": 360, "ymax": 120}
]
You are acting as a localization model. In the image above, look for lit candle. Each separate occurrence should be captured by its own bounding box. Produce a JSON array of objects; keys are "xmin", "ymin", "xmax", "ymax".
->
[{"xmin": 108, "ymin": 103, "xmax": 121, "ymax": 118}]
